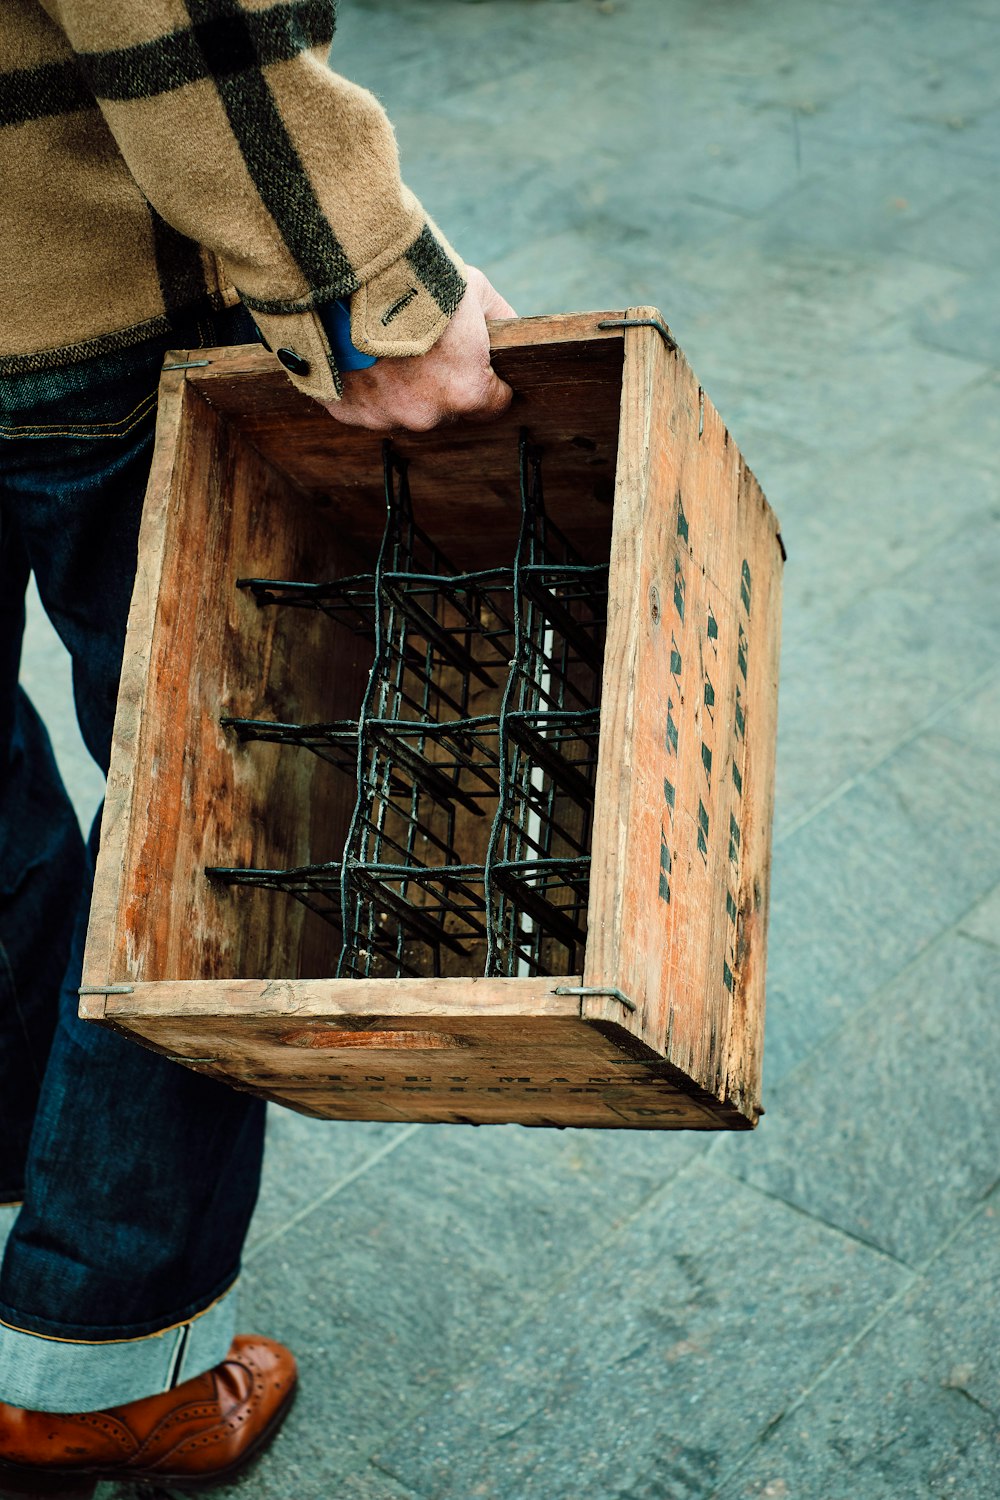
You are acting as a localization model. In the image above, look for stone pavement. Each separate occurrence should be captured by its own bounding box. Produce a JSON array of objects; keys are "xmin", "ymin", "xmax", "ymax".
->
[{"xmin": 6, "ymin": 0, "xmax": 999, "ymax": 1494}]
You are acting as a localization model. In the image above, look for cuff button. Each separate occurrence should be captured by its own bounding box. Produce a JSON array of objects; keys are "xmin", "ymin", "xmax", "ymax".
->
[
  {"xmin": 253, "ymin": 324, "xmax": 272, "ymax": 352},
  {"xmin": 276, "ymin": 347, "xmax": 310, "ymax": 376}
]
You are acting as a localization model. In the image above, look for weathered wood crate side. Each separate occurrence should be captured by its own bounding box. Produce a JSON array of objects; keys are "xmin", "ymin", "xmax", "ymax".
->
[
  {"xmin": 585, "ymin": 314, "xmax": 783, "ymax": 1122},
  {"xmin": 81, "ymin": 371, "xmax": 370, "ymax": 993},
  {"xmin": 81, "ymin": 311, "xmax": 781, "ymax": 1131}
]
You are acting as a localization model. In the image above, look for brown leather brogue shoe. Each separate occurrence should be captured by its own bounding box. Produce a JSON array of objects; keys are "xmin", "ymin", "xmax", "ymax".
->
[{"xmin": 0, "ymin": 1334, "xmax": 296, "ymax": 1495}]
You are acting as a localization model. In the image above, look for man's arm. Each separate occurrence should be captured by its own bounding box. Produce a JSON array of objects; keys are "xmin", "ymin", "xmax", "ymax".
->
[{"xmin": 39, "ymin": 0, "xmax": 513, "ymax": 424}]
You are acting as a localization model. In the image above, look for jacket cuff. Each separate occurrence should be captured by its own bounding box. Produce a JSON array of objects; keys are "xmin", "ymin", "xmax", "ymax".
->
[
  {"xmin": 245, "ymin": 221, "xmax": 466, "ymax": 403},
  {"xmin": 247, "ymin": 306, "xmax": 342, "ymax": 403},
  {"xmin": 350, "ymin": 220, "xmax": 467, "ymax": 360}
]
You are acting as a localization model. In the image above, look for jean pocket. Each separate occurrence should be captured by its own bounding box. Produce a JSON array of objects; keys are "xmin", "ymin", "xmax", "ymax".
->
[{"xmin": 0, "ymin": 386, "xmax": 159, "ymax": 443}]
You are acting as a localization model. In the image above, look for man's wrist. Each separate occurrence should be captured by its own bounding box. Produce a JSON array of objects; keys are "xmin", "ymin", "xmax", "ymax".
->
[
  {"xmin": 316, "ymin": 299, "xmax": 378, "ymax": 373},
  {"xmin": 247, "ymin": 297, "xmax": 375, "ymax": 403}
]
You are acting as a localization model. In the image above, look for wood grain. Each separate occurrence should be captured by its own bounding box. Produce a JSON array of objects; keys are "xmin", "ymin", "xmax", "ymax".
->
[
  {"xmin": 584, "ymin": 309, "xmax": 783, "ymax": 1121},
  {"xmin": 96, "ymin": 1003, "xmax": 743, "ymax": 1130},
  {"xmin": 184, "ymin": 314, "xmax": 626, "ymax": 571}
]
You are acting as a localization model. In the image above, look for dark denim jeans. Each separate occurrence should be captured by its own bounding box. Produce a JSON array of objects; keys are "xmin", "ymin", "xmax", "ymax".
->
[{"xmin": 0, "ymin": 305, "xmax": 268, "ymax": 1409}]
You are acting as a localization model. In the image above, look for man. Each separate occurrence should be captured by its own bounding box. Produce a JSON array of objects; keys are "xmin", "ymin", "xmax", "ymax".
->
[{"xmin": 0, "ymin": 0, "xmax": 514, "ymax": 1488}]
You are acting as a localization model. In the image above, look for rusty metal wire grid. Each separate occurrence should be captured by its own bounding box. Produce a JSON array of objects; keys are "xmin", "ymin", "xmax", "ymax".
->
[{"xmin": 207, "ymin": 435, "xmax": 608, "ymax": 980}]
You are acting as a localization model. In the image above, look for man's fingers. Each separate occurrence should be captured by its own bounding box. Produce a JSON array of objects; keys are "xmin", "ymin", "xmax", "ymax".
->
[
  {"xmin": 467, "ymin": 266, "xmax": 517, "ymax": 321},
  {"xmin": 480, "ymin": 285, "xmax": 517, "ymax": 320},
  {"xmin": 471, "ymin": 369, "xmax": 514, "ymax": 421}
]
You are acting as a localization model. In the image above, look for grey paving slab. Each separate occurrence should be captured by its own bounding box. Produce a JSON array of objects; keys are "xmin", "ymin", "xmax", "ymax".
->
[
  {"xmin": 727, "ymin": 1417, "xmax": 1000, "ymax": 1500},
  {"xmin": 937, "ymin": 102, "xmax": 1000, "ymax": 163},
  {"xmin": 556, "ymin": 190, "xmax": 748, "ymax": 295},
  {"xmin": 482, "ymin": 221, "xmax": 684, "ymax": 324},
  {"xmin": 779, "ymin": 20, "xmax": 991, "ymax": 114},
  {"xmin": 893, "ymin": 360, "xmax": 1000, "ymax": 459},
  {"xmin": 747, "ymin": 143, "xmax": 981, "ymax": 260},
  {"xmin": 373, "ymin": 1168, "xmax": 906, "ymax": 1500},
  {"xmin": 718, "ymin": 1193, "xmax": 1000, "ymax": 1499},
  {"xmin": 859, "ymin": 7, "xmax": 1000, "ymax": 66},
  {"xmin": 394, "ymin": 54, "xmax": 642, "ymax": 165},
  {"xmin": 655, "ymin": 12, "xmax": 854, "ymax": 102},
  {"xmin": 0, "ymin": 1205, "xmax": 17, "ymax": 1266},
  {"xmin": 386, "ymin": 114, "xmax": 618, "ymax": 271},
  {"xmin": 210, "ymin": 1122, "xmax": 706, "ymax": 1494},
  {"xmin": 945, "ymin": 667, "xmax": 1000, "ymax": 749},
  {"xmin": 97, "ymin": 1485, "xmax": 176, "ymax": 1500},
  {"xmin": 773, "ymin": 467, "xmax": 996, "ymax": 632},
  {"xmin": 894, "ymin": 180, "xmax": 1000, "ymax": 274},
  {"xmin": 718, "ymin": 931, "xmax": 1000, "ymax": 1266},
  {"xmin": 355, "ymin": 0, "xmax": 743, "ymax": 93},
  {"xmin": 661, "ymin": 119, "xmax": 814, "ymax": 219},
  {"xmin": 707, "ymin": 323, "xmax": 986, "ymax": 457},
  {"xmin": 96, "ymin": 1487, "xmax": 158, "ymax": 1500},
  {"xmin": 669, "ymin": 234, "xmax": 966, "ymax": 359},
  {"xmin": 857, "ymin": 0, "xmax": 1000, "ymax": 24},
  {"xmin": 336, "ymin": 1469, "xmax": 425, "ymax": 1500},
  {"xmin": 764, "ymin": 713, "xmax": 1000, "ymax": 1085},
  {"xmin": 20, "ymin": 580, "xmax": 105, "ymax": 830},
  {"xmin": 959, "ymin": 881, "xmax": 1000, "ymax": 950},
  {"xmin": 915, "ymin": 269, "xmax": 1000, "ymax": 368},
  {"xmin": 666, "ymin": 254, "xmax": 971, "ymax": 476},
  {"xmin": 336, "ymin": 0, "xmax": 561, "ymax": 103},
  {"xmin": 949, "ymin": 675, "xmax": 1000, "ymax": 956},
  {"xmin": 244, "ymin": 1109, "xmax": 407, "ymax": 1253},
  {"xmin": 774, "ymin": 509, "xmax": 1000, "ymax": 835},
  {"xmin": 791, "ymin": 83, "xmax": 963, "ymax": 160}
]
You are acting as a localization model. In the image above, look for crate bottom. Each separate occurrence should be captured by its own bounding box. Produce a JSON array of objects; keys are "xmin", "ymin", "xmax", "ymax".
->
[{"xmin": 92, "ymin": 992, "xmax": 755, "ymax": 1130}]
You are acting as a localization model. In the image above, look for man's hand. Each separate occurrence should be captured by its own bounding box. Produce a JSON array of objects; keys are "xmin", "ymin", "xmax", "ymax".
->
[{"xmin": 321, "ymin": 267, "xmax": 516, "ymax": 432}]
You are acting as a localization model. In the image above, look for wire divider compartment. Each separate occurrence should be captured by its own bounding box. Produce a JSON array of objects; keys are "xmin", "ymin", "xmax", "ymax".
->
[{"xmin": 209, "ymin": 434, "xmax": 609, "ymax": 985}]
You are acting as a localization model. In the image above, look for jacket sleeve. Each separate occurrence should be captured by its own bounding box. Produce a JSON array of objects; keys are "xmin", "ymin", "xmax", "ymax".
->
[{"xmin": 39, "ymin": 0, "xmax": 467, "ymax": 400}]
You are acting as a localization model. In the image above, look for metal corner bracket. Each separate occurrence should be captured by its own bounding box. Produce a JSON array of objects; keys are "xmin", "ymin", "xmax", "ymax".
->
[
  {"xmin": 553, "ymin": 984, "xmax": 638, "ymax": 1014},
  {"xmin": 597, "ymin": 318, "xmax": 678, "ymax": 353}
]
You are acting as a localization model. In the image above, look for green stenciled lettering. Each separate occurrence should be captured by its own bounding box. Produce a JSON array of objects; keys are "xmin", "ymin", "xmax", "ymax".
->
[
  {"xmin": 666, "ymin": 701, "xmax": 679, "ymax": 754},
  {"xmin": 659, "ymin": 832, "xmax": 672, "ymax": 903}
]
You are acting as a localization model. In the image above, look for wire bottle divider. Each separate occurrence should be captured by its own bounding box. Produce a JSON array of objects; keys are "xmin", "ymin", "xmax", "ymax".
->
[{"xmin": 206, "ymin": 435, "xmax": 609, "ymax": 981}]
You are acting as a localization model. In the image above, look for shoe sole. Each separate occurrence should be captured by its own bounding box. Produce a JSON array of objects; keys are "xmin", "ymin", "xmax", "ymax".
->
[{"xmin": 0, "ymin": 1377, "xmax": 297, "ymax": 1496}]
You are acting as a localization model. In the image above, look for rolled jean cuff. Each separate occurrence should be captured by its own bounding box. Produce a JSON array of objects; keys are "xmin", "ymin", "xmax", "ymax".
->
[{"xmin": 0, "ymin": 1284, "xmax": 237, "ymax": 1413}]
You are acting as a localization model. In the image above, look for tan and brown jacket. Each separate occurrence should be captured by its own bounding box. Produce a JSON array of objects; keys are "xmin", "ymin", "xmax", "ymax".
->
[{"xmin": 0, "ymin": 0, "xmax": 467, "ymax": 401}]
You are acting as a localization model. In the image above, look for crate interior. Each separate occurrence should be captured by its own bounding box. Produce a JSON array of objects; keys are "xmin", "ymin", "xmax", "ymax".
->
[
  {"xmin": 209, "ymin": 429, "xmax": 615, "ymax": 980},
  {"xmin": 122, "ymin": 333, "xmax": 626, "ymax": 987}
]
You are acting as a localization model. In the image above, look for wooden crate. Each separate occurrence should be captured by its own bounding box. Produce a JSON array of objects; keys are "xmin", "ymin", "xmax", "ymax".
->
[{"xmin": 81, "ymin": 309, "xmax": 783, "ymax": 1130}]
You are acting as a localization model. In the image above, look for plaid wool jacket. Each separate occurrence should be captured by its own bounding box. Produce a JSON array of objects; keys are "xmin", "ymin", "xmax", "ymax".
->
[{"xmin": 0, "ymin": 0, "xmax": 467, "ymax": 401}]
